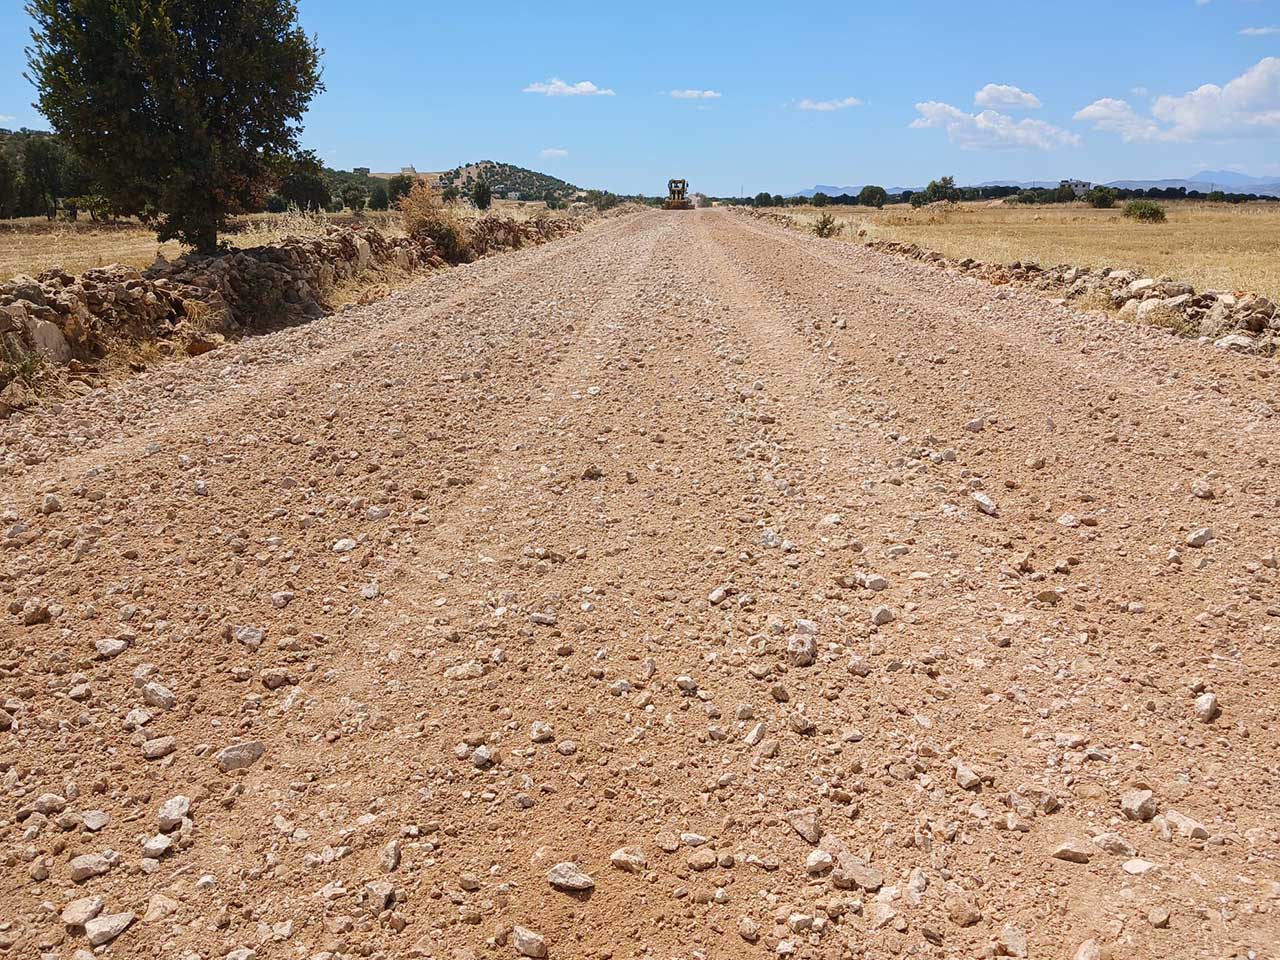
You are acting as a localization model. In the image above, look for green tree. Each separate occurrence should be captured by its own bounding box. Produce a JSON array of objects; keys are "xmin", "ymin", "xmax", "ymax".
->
[
  {"xmin": 26, "ymin": 0, "xmax": 323, "ymax": 252},
  {"xmin": 21, "ymin": 136, "xmax": 64, "ymax": 218},
  {"xmin": 857, "ymin": 185, "xmax": 888, "ymax": 208},
  {"xmin": 387, "ymin": 174, "xmax": 414, "ymax": 203},
  {"xmin": 368, "ymin": 183, "xmax": 389, "ymax": 211},
  {"xmin": 0, "ymin": 152, "xmax": 18, "ymax": 218},
  {"xmin": 542, "ymin": 189, "xmax": 560, "ymax": 210},
  {"xmin": 471, "ymin": 179, "xmax": 492, "ymax": 210},
  {"xmin": 340, "ymin": 182, "xmax": 367, "ymax": 212},
  {"xmin": 1086, "ymin": 186, "xmax": 1117, "ymax": 208},
  {"xmin": 811, "ymin": 191, "xmax": 830, "ymax": 208},
  {"xmin": 753, "ymin": 192, "xmax": 773, "ymax": 207},
  {"xmin": 278, "ymin": 151, "xmax": 330, "ymax": 210},
  {"xmin": 441, "ymin": 185, "xmax": 460, "ymax": 203},
  {"xmin": 921, "ymin": 176, "xmax": 959, "ymax": 205}
]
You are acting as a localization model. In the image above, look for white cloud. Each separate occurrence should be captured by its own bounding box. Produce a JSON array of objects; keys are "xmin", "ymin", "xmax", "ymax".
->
[
  {"xmin": 1076, "ymin": 57, "xmax": 1280, "ymax": 141},
  {"xmin": 910, "ymin": 101, "xmax": 1080, "ymax": 150},
  {"xmin": 1240, "ymin": 26, "xmax": 1279, "ymax": 36},
  {"xmin": 796, "ymin": 96, "xmax": 864, "ymax": 112},
  {"xmin": 0, "ymin": 114, "xmax": 15, "ymax": 122},
  {"xmin": 523, "ymin": 78, "xmax": 615, "ymax": 97},
  {"xmin": 974, "ymin": 83, "xmax": 1042, "ymax": 110},
  {"xmin": 1073, "ymin": 98, "xmax": 1163, "ymax": 142},
  {"xmin": 670, "ymin": 89, "xmax": 721, "ymax": 100},
  {"xmin": 539, "ymin": 148, "xmax": 569, "ymax": 158}
]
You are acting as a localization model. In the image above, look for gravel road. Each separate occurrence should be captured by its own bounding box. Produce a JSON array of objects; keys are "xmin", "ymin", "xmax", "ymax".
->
[{"xmin": 2, "ymin": 210, "xmax": 1278, "ymax": 959}]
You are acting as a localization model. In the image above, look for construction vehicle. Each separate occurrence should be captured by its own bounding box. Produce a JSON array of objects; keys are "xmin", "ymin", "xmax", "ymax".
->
[{"xmin": 665, "ymin": 178, "xmax": 693, "ymax": 210}]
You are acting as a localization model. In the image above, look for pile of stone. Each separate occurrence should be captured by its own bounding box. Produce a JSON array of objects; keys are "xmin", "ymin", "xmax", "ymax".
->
[
  {"xmin": 866, "ymin": 238, "xmax": 1278, "ymax": 354},
  {"xmin": 0, "ymin": 225, "xmax": 447, "ymax": 414},
  {"xmin": 468, "ymin": 213, "xmax": 581, "ymax": 257}
]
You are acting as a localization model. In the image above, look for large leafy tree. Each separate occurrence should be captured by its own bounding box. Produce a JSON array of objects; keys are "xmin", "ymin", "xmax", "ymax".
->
[
  {"xmin": 26, "ymin": 0, "xmax": 323, "ymax": 252},
  {"xmin": 21, "ymin": 135, "xmax": 64, "ymax": 218},
  {"xmin": 277, "ymin": 149, "xmax": 330, "ymax": 211},
  {"xmin": 0, "ymin": 152, "xmax": 18, "ymax": 218}
]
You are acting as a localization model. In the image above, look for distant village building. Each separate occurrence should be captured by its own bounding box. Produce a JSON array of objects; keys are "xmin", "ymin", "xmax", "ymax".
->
[
  {"xmin": 506, "ymin": 191, "xmax": 520, "ymax": 201},
  {"xmin": 353, "ymin": 166, "xmax": 370, "ymax": 176},
  {"xmin": 400, "ymin": 165, "xmax": 418, "ymax": 177},
  {"xmin": 1061, "ymin": 179, "xmax": 1091, "ymax": 198}
]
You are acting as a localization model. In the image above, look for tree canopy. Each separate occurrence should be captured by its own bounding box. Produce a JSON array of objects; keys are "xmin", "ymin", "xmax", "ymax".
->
[{"xmin": 26, "ymin": 0, "xmax": 324, "ymax": 252}]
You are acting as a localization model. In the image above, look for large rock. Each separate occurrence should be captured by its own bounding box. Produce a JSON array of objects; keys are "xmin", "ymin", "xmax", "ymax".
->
[{"xmin": 22, "ymin": 315, "xmax": 72, "ymax": 364}]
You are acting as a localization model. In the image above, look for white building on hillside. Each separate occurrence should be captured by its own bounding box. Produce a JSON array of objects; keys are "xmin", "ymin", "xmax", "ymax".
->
[{"xmin": 1061, "ymin": 179, "xmax": 1091, "ymax": 198}]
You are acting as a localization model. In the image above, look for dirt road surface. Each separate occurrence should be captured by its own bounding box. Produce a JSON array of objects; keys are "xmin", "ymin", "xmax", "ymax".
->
[{"xmin": 3, "ymin": 210, "xmax": 1278, "ymax": 960}]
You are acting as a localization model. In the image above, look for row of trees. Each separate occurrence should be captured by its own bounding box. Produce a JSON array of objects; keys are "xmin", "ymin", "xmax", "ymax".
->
[
  {"xmin": 0, "ymin": 130, "xmax": 100, "ymax": 219},
  {"xmin": 712, "ymin": 176, "xmax": 1280, "ymax": 212}
]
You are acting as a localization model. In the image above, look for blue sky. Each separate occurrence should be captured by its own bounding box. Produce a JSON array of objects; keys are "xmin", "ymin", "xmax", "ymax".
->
[{"xmin": 2, "ymin": 0, "xmax": 1279, "ymax": 194}]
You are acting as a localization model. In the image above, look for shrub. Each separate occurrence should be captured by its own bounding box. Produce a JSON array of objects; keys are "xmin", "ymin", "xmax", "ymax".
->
[
  {"xmin": 399, "ymin": 181, "xmax": 470, "ymax": 262},
  {"xmin": 265, "ymin": 193, "xmax": 287, "ymax": 213},
  {"xmin": 813, "ymin": 212, "xmax": 843, "ymax": 238},
  {"xmin": 368, "ymin": 184, "xmax": 389, "ymax": 211},
  {"xmin": 471, "ymin": 180, "xmax": 492, "ymax": 210},
  {"xmin": 1087, "ymin": 187, "xmax": 1117, "ymax": 208},
  {"xmin": 1124, "ymin": 199, "xmax": 1166, "ymax": 223},
  {"xmin": 811, "ymin": 192, "xmax": 830, "ymax": 208}
]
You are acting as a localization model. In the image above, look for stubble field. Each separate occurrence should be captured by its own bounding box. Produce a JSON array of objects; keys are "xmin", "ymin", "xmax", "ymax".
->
[{"xmin": 776, "ymin": 200, "xmax": 1280, "ymax": 302}]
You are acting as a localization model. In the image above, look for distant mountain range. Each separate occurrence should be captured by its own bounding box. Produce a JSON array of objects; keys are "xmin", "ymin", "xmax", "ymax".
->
[{"xmin": 790, "ymin": 171, "xmax": 1280, "ymax": 198}]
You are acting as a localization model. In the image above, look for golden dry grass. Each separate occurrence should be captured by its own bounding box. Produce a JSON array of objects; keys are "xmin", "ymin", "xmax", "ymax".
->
[
  {"xmin": 779, "ymin": 200, "xmax": 1280, "ymax": 302},
  {"xmin": 0, "ymin": 200, "xmax": 564, "ymax": 281}
]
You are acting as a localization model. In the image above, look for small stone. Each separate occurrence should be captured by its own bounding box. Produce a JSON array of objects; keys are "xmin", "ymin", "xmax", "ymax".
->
[
  {"xmin": 1073, "ymin": 939, "xmax": 1102, "ymax": 960},
  {"xmin": 1123, "ymin": 858, "xmax": 1159, "ymax": 876},
  {"xmin": 142, "ymin": 681, "xmax": 177, "ymax": 710},
  {"xmin": 1121, "ymin": 788, "xmax": 1157, "ymax": 822},
  {"xmin": 1185, "ymin": 527, "xmax": 1213, "ymax": 548},
  {"xmin": 945, "ymin": 894, "xmax": 981, "ymax": 927},
  {"xmin": 1051, "ymin": 840, "xmax": 1091, "ymax": 863},
  {"xmin": 530, "ymin": 721, "xmax": 554, "ymax": 743},
  {"xmin": 999, "ymin": 923, "xmax": 1029, "ymax": 958},
  {"xmin": 687, "ymin": 848, "xmax": 717, "ymax": 871},
  {"xmin": 869, "ymin": 605, "xmax": 895, "ymax": 626},
  {"xmin": 69, "ymin": 852, "xmax": 113, "ymax": 881},
  {"xmin": 972, "ymin": 491, "xmax": 999, "ymax": 517},
  {"xmin": 954, "ymin": 762, "xmax": 981, "ymax": 791},
  {"xmin": 142, "ymin": 834, "xmax": 173, "ymax": 858},
  {"xmin": 610, "ymin": 847, "xmax": 647, "ymax": 873},
  {"xmin": 547, "ymin": 861, "xmax": 594, "ymax": 891},
  {"xmin": 785, "ymin": 807, "xmax": 822, "ymax": 844},
  {"xmin": 738, "ymin": 916, "xmax": 760, "ymax": 942},
  {"xmin": 85, "ymin": 912, "xmax": 133, "ymax": 946},
  {"xmin": 60, "ymin": 897, "xmax": 104, "ymax": 927},
  {"xmin": 512, "ymin": 925, "xmax": 547, "ymax": 958},
  {"xmin": 1165, "ymin": 809, "xmax": 1209, "ymax": 840},
  {"xmin": 1148, "ymin": 906, "xmax": 1170, "ymax": 928},
  {"xmin": 332, "ymin": 538, "xmax": 357, "ymax": 552},
  {"xmin": 1194, "ymin": 692, "xmax": 1219, "ymax": 723},
  {"xmin": 142, "ymin": 735, "xmax": 176, "ymax": 759},
  {"xmin": 215, "ymin": 740, "xmax": 265, "ymax": 772}
]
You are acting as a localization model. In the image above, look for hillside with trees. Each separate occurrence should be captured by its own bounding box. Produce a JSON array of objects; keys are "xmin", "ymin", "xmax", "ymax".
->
[{"xmin": 439, "ymin": 161, "xmax": 580, "ymax": 203}]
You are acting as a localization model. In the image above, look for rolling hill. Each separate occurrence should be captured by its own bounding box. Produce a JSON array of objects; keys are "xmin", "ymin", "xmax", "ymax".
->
[{"xmin": 438, "ymin": 161, "xmax": 580, "ymax": 202}]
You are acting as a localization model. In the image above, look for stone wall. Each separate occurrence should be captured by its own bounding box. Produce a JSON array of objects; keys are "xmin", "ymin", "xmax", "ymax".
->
[
  {"xmin": 0, "ymin": 226, "xmax": 446, "ymax": 415},
  {"xmin": 733, "ymin": 206, "xmax": 1279, "ymax": 355},
  {"xmin": 865, "ymin": 238, "xmax": 1278, "ymax": 354}
]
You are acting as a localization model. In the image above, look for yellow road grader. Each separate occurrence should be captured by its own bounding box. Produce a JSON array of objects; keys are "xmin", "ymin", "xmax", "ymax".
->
[{"xmin": 664, "ymin": 178, "xmax": 693, "ymax": 210}]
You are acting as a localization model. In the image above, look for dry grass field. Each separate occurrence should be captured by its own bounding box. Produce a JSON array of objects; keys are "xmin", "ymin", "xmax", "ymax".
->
[
  {"xmin": 779, "ymin": 200, "xmax": 1280, "ymax": 303},
  {"xmin": 0, "ymin": 198, "xmax": 555, "ymax": 279}
]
